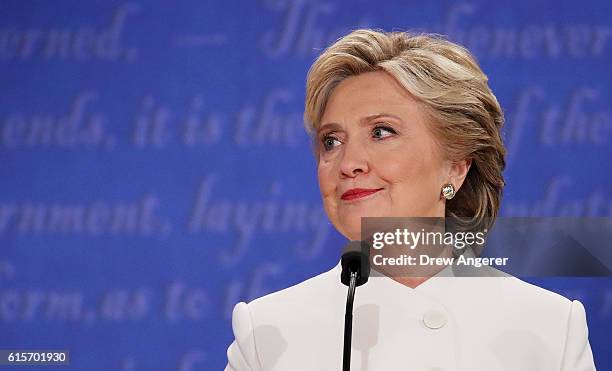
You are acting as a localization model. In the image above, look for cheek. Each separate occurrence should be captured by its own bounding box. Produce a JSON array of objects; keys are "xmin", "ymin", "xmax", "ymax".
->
[
  {"xmin": 317, "ymin": 162, "xmax": 340, "ymax": 222},
  {"xmin": 376, "ymin": 145, "xmax": 443, "ymax": 192},
  {"xmin": 374, "ymin": 148, "xmax": 424, "ymax": 182},
  {"xmin": 317, "ymin": 162, "xmax": 336, "ymax": 195}
]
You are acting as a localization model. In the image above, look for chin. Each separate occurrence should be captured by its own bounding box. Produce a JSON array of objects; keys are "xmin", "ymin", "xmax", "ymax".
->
[
  {"xmin": 342, "ymin": 229, "xmax": 361, "ymax": 241},
  {"xmin": 337, "ymin": 207, "xmax": 389, "ymax": 238},
  {"xmin": 338, "ymin": 219, "xmax": 367, "ymax": 241}
]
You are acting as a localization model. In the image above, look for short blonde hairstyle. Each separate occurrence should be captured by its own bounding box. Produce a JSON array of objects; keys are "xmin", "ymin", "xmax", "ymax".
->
[{"xmin": 304, "ymin": 29, "xmax": 506, "ymax": 230}]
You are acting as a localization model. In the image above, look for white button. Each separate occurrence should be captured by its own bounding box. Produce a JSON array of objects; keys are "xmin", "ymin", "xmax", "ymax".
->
[{"xmin": 423, "ymin": 310, "xmax": 447, "ymax": 329}]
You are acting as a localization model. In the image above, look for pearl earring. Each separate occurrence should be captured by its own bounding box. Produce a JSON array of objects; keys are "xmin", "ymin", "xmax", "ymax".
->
[{"xmin": 441, "ymin": 183, "xmax": 455, "ymax": 200}]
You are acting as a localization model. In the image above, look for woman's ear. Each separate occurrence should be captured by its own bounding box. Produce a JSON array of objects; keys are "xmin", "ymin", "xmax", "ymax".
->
[{"xmin": 447, "ymin": 158, "xmax": 472, "ymax": 191}]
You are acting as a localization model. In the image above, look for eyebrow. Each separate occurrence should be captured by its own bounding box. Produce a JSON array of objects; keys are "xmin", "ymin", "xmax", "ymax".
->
[
  {"xmin": 317, "ymin": 113, "xmax": 404, "ymax": 135},
  {"xmin": 361, "ymin": 113, "xmax": 403, "ymax": 124}
]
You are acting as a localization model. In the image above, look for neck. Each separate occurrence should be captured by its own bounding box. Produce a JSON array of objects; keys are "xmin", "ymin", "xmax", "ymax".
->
[
  {"xmin": 375, "ymin": 247, "xmax": 454, "ymax": 288},
  {"xmin": 391, "ymin": 275, "xmax": 431, "ymax": 289}
]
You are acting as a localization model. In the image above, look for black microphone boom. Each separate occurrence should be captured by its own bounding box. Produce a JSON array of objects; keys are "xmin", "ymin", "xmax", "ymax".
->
[{"xmin": 340, "ymin": 241, "xmax": 371, "ymax": 371}]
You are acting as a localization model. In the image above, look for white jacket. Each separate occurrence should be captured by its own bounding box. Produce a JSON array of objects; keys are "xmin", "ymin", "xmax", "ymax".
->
[{"xmin": 225, "ymin": 261, "xmax": 596, "ymax": 370}]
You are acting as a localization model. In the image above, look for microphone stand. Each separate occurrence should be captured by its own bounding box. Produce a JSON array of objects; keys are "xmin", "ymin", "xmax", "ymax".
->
[
  {"xmin": 343, "ymin": 271, "xmax": 358, "ymax": 371},
  {"xmin": 340, "ymin": 241, "xmax": 370, "ymax": 371}
]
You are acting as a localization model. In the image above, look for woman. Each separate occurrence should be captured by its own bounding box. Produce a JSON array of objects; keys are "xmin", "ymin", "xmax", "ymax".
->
[{"xmin": 225, "ymin": 29, "xmax": 596, "ymax": 370}]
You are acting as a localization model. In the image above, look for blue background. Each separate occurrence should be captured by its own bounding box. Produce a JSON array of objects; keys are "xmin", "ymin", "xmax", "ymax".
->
[{"xmin": 0, "ymin": 0, "xmax": 610, "ymax": 370}]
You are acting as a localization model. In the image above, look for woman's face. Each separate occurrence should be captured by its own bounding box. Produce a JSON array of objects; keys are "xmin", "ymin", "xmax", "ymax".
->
[{"xmin": 317, "ymin": 71, "xmax": 460, "ymax": 241}]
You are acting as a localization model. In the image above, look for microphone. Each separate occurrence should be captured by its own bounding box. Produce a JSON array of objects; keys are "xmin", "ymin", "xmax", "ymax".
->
[
  {"xmin": 340, "ymin": 241, "xmax": 370, "ymax": 371},
  {"xmin": 341, "ymin": 240, "xmax": 371, "ymax": 286}
]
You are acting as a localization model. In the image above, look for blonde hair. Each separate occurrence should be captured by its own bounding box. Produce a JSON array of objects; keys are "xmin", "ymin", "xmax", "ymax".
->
[{"xmin": 304, "ymin": 29, "xmax": 506, "ymax": 230}]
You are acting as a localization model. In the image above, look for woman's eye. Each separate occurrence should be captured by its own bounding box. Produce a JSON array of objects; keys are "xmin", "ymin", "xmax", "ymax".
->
[
  {"xmin": 322, "ymin": 135, "xmax": 341, "ymax": 151},
  {"xmin": 372, "ymin": 125, "xmax": 396, "ymax": 139}
]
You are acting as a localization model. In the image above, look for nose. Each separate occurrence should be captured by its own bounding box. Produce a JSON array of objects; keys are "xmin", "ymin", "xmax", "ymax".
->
[{"xmin": 340, "ymin": 140, "xmax": 369, "ymax": 178}]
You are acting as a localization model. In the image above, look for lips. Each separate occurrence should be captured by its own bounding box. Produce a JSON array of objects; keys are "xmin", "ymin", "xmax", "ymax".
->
[{"xmin": 341, "ymin": 188, "xmax": 383, "ymax": 201}]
